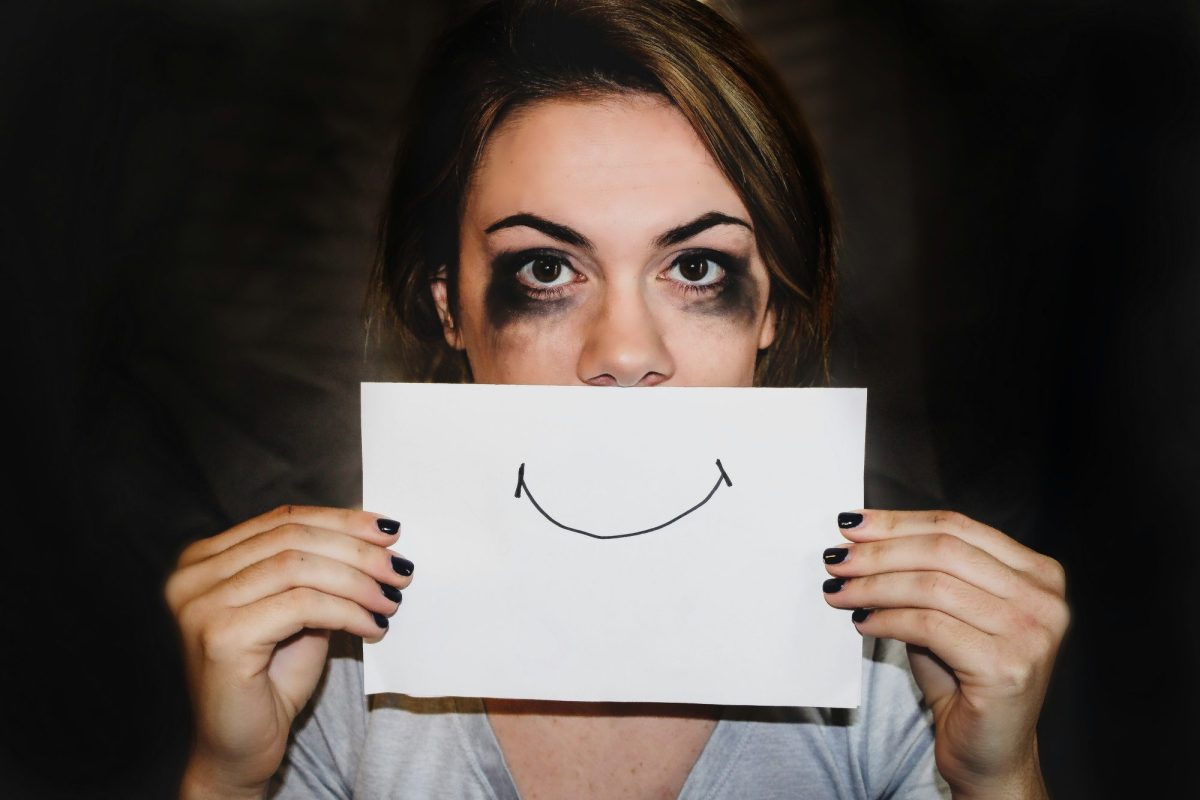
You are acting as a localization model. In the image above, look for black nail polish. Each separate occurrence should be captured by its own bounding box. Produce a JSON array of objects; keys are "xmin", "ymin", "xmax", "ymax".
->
[
  {"xmin": 380, "ymin": 583, "xmax": 403, "ymax": 603},
  {"xmin": 852, "ymin": 608, "xmax": 872, "ymax": 624},
  {"xmin": 372, "ymin": 611, "xmax": 389, "ymax": 629},
  {"xmin": 377, "ymin": 518, "xmax": 400, "ymax": 535},
  {"xmin": 822, "ymin": 578, "xmax": 846, "ymax": 594},
  {"xmin": 823, "ymin": 547, "xmax": 849, "ymax": 564},
  {"xmin": 391, "ymin": 556, "xmax": 415, "ymax": 576},
  {"xmin": 838, "ymin": 512, "xmax": 864, "ymax": 529}
]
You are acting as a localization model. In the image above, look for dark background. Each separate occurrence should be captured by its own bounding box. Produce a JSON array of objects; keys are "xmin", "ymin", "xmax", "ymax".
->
[{"xmin": 1, "ymin": 1, "xmax": 1197, "ymax": 797}]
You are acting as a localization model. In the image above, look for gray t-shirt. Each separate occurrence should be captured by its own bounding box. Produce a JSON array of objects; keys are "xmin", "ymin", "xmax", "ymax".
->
[{"xmin": 268, "ymin": 633, "xmax": 950, "ymax": 799}]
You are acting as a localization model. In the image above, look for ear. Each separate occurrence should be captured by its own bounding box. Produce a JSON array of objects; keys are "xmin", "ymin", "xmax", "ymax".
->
[
  {"xmin": 430, "ymin": 267, "xmax": 465, "ymax": 351},
  {"xmin": 757, "ymin": 301, "xmax": 777, "ymax": 350}
]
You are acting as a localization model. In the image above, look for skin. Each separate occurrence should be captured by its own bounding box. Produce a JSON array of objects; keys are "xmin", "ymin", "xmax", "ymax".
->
[
  {"xmin": 437, "ymin": 94, "xmax": 775, "ymax": 387},
  {"xmin": 169, "ymin": 95, "xmax": 1067, "ymax": 800}
]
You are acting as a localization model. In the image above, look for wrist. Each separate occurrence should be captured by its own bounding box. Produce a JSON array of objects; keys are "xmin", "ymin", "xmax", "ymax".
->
[
  {"xmin": 947, "ymin": 747, "xmax": 1048, "ymax": 800},
  {"xmin": 180, "ymin": 754, "xmax": 267, "ymax": 800}
]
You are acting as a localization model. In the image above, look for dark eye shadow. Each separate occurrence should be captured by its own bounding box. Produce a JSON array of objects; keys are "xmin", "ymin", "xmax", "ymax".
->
[
  {"xmin": 685, "ymin": 252, "xmax": 758, "ymax": 324},
  {"xmin": 484, "ymin": 249, "xmax": 574, "ymax": 327}
]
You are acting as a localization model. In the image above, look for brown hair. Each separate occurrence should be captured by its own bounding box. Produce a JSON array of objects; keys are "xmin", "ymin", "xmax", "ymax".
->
[{"xmin": 372, "ymin": 0, "xmax": 837, "ymax": 386}]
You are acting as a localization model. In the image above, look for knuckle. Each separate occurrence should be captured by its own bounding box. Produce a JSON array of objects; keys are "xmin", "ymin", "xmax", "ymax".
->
[
  {"xmin": 1039, "ymin": 556, "xmax": 1068, "ymax": 593},
  {"xmin": 995, "ymin": 655, "xmax": 1035, "ymax": 692},
  {"xmin": 175, "ymin": 540, "xmax": 206, "ymax": 569},
  {"xmin": 269, "ymin": 503, "xmax": 325, "ymax": 522},
  {"xmin": 272, "ymin": 522, "xmax": 314, "ymax": 547},
  {"xmin": 930, "ymin": 533, "xmax": 961, "ymax": 559},
  {"xmin": 920, "ymin": 572, "xmax": 949, "ymax": 599},
  {"xmin": 1054, "ymin": 600, "xmax": 1072, "ymax": 635},
  {"xmin": 917, "ymin": 610, "xmax": 945, "ymax": 640},
  {"xmin": 197, "ymin": 618, "xmax": 239, "ymax": 662},
  {"xmin": 1030, "ymin": 621, "xmax": 1059, "ymax": 656},
  {"xmin": 223, "ymin": 562, "xmax": 252, "ymax": 592},
  {"xmin": 289, "ymin": 586, "xmax": 325, "ymax": 613},
  {"xmin": 163, "ymin": 572, "xmax": 187, "ymax": 613},
  {"xmin": 932, "ymin": 510, "xmax": 967, "ymax": 530},
  {"xmin": 916, "ymin": 573, "xmax": 945, "ymax": 597},
  {"xmin": 849, "ymin": 542, "xmax": 873, "ymax": 566},
  {"xmin": 1000, "ymin": 563, "xmax": 1029, "ymax": 596},
  {"xmin": 351, "ymin": 540, "xmax": 377, "ymax": 568},
  {"xmin": 1005, "ymin": 587, "xmax": 1066, "ymax": 647},
  {"xmin": 1040, "ymin": 597, "xmax": 1071, "ymax": 638},
  {"xmin": 274, "ymin": 548, "xmax": 309, "ymax": 572},
  {"xmin": 269, "ymin": 504, "xmax": 294, "ymax": 520},
  {"xmin": 175, "ymin": 598, "xmax": 203, "ymax": 633},
  {"xmin": 1010, "ymin": 608, "xmax": 1042, "ymax": 636}
]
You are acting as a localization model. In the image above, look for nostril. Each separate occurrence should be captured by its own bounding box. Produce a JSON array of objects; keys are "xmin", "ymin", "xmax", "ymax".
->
[
  {"xmin": 587, "ymin": 371, "xmax": 666, "ymax": 387},
  {"xmin": 637, "ymin": 372, "xmax": 668, "ymax": 387}
]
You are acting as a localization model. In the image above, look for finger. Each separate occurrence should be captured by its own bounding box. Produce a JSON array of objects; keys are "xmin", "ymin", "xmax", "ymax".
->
[
  {"xmin": 838, "ymin": 509, "xmax": 1061, "ymax": 589},
  {"xmin": 207, "ymin": 549, "xmax": 403, "ymax": 619},
  {"xmin": 169, "ymin": 524, "xmax": 414, "ymax": 610},
  {"xmin": 824, "ymin": 534, "xmax": 1025, "ymax": 599},
  {"xmin": 823, "ymin": 570, "xmax": 1017, "ymax": 636},
  {"xmin": 851, "ymin": 607, "xmax": 999, "ymax": 682},
  {"xmin": 196, "ymin": 588, "xmax": 389, "ymax": 665},
  {"xmin": 177, "ymin": 505, "xmax": 400, "ymax": 568}
]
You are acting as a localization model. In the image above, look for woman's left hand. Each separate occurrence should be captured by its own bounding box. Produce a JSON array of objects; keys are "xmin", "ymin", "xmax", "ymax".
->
[{"xmin": 822, "ymin": 510, "xmax": 1069, "ymax": 800}]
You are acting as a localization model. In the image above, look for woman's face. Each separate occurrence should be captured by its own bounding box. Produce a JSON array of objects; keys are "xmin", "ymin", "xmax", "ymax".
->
[{"xmin": 434, "ymin": 93, "xmax": 775, "ymax": 387}]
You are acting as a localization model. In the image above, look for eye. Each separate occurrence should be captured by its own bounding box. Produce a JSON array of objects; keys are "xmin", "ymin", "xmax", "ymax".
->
[
  {"xmin": 665, "ymin": 252, "xmax": 725, "ymax": 287},
  {"xmin": 515, "ymin": 255, "xmax": 576, "ymax": 289}
]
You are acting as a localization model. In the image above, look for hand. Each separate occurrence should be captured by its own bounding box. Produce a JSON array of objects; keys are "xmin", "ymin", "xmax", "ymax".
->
[
  {"xmin": 164, "ymin": 506, "xmax": 413, "ymax": 798},
  {"xmin": 821, "ymin": 510, "xmax": 1069, "ymax": 800}
]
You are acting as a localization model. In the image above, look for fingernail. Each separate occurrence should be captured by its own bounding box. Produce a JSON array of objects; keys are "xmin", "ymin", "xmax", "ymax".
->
[
  {"xmin": 822, "ymin": 577, "xmax": 846, "ymax": 594},
  {"xmin": 377, "ymin": 518, "xmax": 401, "ymax": 535},
  {"xmin": 823, "ymin": 547, "xmax": 849, "ymax": 564},
  {"xmin": 380, "ymin": 583, "xmax": 403, "ymax": 603},
  {"xmin": 372, "ymin": 611, "xmax": 389, "ymax": 629},
  {"xmin": 838, "ymin": 512, "xmax": 864, "ymax": 529},
  {"xmin": 852, "ymin": 608, "xmax": 872, "ymax": 624},
  {"xmin": 391, "ymin": 556, "xmax": 415, "ymax": 576}
]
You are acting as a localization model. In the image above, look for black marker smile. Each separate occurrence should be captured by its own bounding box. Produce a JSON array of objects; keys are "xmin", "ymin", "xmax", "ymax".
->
[{"xmin": 513, "ymin": 459, "xmax": 733, "ymax": 540}]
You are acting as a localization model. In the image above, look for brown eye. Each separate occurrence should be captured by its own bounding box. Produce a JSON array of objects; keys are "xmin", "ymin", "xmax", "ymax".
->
[
  {"xmin": 666, "ymin": 253, "xmax": 724, "ymax": 287},
  {"xmin": 530, "ymin": 256, "xmax": 562, "ymax": 284},
  {"xmin": 677, "ymin": 255, "xmax": 710, "ymax": 282},
  {"xmin": 515, "ymin": 255, "xmax": 576, "ymax": 289}
]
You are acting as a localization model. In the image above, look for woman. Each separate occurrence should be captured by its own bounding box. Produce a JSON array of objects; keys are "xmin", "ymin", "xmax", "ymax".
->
[{"xmin": 166, "ymin": 1, "xmax": 1068, "ymax": 797}]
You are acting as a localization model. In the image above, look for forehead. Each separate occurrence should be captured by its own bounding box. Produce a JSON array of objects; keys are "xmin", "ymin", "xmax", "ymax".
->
[{"xmin": 466, "ymin": 94, "xmax": 749, "ymax": 237}]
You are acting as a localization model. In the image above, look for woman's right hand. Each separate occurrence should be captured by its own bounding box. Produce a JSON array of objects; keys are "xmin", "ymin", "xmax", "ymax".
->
[{"xmin": 164, "ymin": 505, "xmax": 413, "ymax": 799}]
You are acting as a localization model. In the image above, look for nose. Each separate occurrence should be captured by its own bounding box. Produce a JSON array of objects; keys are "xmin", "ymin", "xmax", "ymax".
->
[{"xmin": 576, "ymin": 285, "xmax": 675, "ymax": 387}]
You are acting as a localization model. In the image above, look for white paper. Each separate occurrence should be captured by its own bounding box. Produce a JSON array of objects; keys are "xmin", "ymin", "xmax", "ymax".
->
[{"xmin": 361, "ymin": 383, "xmax": 866, "ymax": 708}]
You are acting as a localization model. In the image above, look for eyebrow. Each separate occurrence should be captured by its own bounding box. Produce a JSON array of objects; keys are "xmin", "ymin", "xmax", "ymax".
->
[{"xmin": 483, "ymin": 211, "xmax": 752, "ymax": 251}]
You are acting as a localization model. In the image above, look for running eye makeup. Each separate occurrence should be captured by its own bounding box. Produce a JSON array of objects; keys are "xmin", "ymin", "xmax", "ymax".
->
[
  {"xmin": 484, "ymin": 248, "xmax": 581, "ymax": 325},
  {"xmin": 482, "ymin": 246, "xmax": 758, "ymax": 328},
  {"xmin": 670, "ymin": 248, "xmax": 757, "ymax": 322}
]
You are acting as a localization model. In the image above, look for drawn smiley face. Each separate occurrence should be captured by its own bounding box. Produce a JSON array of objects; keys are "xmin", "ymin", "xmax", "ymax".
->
[{"xmin": 513, "ymin": 459, "xmax": 733, "ymax": 540}]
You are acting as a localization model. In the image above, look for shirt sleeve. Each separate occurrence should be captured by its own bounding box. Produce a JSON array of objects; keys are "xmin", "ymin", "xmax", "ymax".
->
[
  {"xmin": 858, "ymin": 636, "xmax": 952, "ymax": 800},
  {"xmin": 266, "ymin": 633, "xmax": 368, "ymax": 799}
]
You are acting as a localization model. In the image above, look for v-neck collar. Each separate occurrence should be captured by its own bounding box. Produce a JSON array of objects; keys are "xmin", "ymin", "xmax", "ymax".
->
[{"xmin": 451, "ymin": 698, "xmax": 752, "ymax": 800}]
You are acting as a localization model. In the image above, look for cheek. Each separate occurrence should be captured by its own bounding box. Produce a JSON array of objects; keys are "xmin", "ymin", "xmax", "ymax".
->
[
  {"xmin": 459, "ymin": 258, "xmax": 583, "ymax": 383},
  {"xmin": 663, "ymin": 313, "xmax": 762, "ymax": 385},
  {"xmin": 460, "ymin": 304, "xmax": 588, "ymax": 384},
  {"xmin": 657, "ymin": 291, "xmax": 768, "ymax": 386}
]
